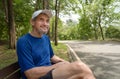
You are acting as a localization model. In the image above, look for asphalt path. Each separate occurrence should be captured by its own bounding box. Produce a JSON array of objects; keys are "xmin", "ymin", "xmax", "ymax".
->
[{"xmin": 60, "ymin": 41, "xmax": 120, "ymax": 79}]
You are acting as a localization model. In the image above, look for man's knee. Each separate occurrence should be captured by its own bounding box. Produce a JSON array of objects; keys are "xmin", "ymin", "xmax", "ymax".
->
[
  {"xmin": 52, "ymin": 61, "xmax": 95, "ymax": 79},
  {"xmin": 70, "ymin": 61, "xmax": 92, "ymax": 74},
  {"xmin": 70, "ymin": 61, "xmax": 83, "ymax": 72},
  {"xmin": 70, "ymin": 61, "xmax": 95, "ymax": 79}
]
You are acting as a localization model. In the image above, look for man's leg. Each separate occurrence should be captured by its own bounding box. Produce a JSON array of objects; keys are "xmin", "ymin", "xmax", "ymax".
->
[{"xmin": 52, "ymin": 61, "xmax": 95, "ymax": 79}]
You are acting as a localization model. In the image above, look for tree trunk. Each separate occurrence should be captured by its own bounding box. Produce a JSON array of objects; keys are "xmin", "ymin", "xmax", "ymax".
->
[
  {"xmin": 35, "ymin": 0, "xmax": 43, "ymax": 11},
  {"xmin": 98, "ymin": 12, "xmax": 104, "ymax": 40},
  {"xmin": 54, "ymin": 0, "xmax": 61, "ymax": 45},
  {"xmin": 93, "ymin": 26, "xmax": 98, "ymax": 40},
  {"xmin": 2, "ymin": 0, "xmax": 8, "ymax": 24},
  {"xmin": 7, "ymin": 0, "xmax": 16, "ymax": 49},
  {"xmin": 43, "ymin": 0, "xmax": 51, "ymax": 38},
  {"xmin": 57, "ymin": 0, "xmax": 60, "ymax": 17},
  {"xmin": 43, "ymin": 0, "xmax": 49, "ymax": 9},
  {"xmin": 52, "ymin": 19, "xmax": 55, "ymax": 41},
  {"xmin": 54, "ymin": 0, "xmax": 59, "ymax": 46},
  {"xmin": 35, "ymin": 0, "xmax": 40, "ymax": 10}
]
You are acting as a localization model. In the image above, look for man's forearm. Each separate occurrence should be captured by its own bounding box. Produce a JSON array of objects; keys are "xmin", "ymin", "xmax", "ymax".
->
[
  {"xmin": 25, "ymin": 65, "xmax": 56, "ymax": 79},
  {"xmin": 25, "ymin": 55, "xmax": 67, "ymax": 79}
]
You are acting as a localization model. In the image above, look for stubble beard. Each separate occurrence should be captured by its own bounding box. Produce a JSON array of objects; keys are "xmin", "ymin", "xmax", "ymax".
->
[{"xmin": 37, "ymin": 27, "xmax": 48, "ymax": 35}]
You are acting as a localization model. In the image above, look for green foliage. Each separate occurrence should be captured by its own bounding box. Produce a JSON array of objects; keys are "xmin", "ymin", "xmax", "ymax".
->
[
  {"xmin": 14, "ymin": 0, "xmax": 34, "ymax": 38},
  {"xmin": 78, "ymin": 15, "xmax": 93, "ymax": 40},
  {"xmin": 59, "ymin": 26, "xmax": 78, "ymax": 40},
  {"xmin": 0, "ymin": 0, "xmax": 34, "ymax": 40},
  {"xmin": 0, "ymin": 44, "xmax": 17, "ymax": 69},
  {"xmin": 0, "ymin": 1, "xmax": 8, "ymax": 40},
  {"xmin": 58, "ymin": 16, "xmax": 94, "ymax": 40},
  {"xmin": 106, "ymin": 26, "xmax": 120, "ymax": 39},
  {"xmin": 0, "ymin": 17, "xmax": 8, "ymax": 40},
  {"xmin": 0, "ymin": 0, "xmax": 120, "ymax": 41},
  {"xmin": 58, "ymin": 19, "xmax": 80, "ymax": 40},
  {"xmin": 76, "ymin": 0, "xmax": 119, "ymax": 40},
  {"xmin": 58, "ymin": 0, "xmax": 120, "ymax": 40}
]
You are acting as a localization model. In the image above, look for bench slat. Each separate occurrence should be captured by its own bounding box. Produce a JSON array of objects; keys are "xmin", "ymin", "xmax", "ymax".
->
[
  {"xmin": 0, "ymin": 62, "xmax": 20, "ymax": 79},
  {"xmin": 7, "ymin": 69, "xmax": 21, "ymax": 79}
]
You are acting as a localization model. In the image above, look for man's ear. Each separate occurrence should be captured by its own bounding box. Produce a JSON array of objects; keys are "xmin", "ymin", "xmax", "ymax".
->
[{"xmin": 30, "ymin": 19, "xmax": 35, "ymax": 26}]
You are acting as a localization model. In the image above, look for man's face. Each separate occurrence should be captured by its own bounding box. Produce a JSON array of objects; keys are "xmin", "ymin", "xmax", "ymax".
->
[{"xmin": 32, "ymin": 13, "xmax": 50, "ymax": 34}]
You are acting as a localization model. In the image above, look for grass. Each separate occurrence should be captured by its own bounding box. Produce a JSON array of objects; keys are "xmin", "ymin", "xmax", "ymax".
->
[
  {"xmin": 51, "ymin": 42, "xmax": 69, "ymax": 61},
  {"xmin": 0, "ymin": 42, "xmax": 69, "ymax": 69},
  {"xmin": 0, "ymin": 45, "xmax": 17, "ymax": 69}
]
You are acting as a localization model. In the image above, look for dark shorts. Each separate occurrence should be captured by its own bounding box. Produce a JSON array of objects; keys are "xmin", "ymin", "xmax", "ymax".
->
[{"xmin": 39, "ymin": 69, "xmax": 54, "ymax": 79}]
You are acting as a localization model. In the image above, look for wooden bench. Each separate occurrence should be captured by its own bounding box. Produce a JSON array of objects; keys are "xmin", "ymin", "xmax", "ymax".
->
[
  {"xmin": 0, "ymin": 62, "xmax": 21, "ymax": 79},
  {"xmin": 0, "ymin": 61, "xmax": 55, "ymax": 79}
]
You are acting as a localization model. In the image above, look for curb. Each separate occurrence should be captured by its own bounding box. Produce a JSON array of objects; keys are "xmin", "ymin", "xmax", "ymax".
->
[{"xmin": 66, "ymin": 44, "xmax": 81, "ymax": 62}]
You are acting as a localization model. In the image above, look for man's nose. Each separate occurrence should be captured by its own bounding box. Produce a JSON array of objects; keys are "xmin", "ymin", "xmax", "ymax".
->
[
  {"xmin": 43, "ymin": 21, "xmax": 49, "ymax": 26},
  {"xmin": 43, "ymin": 21, "xmax": 48, "ymax": 25}
]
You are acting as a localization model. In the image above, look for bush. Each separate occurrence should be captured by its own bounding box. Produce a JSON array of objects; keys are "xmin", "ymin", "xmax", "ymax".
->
[{"xmin": 106, "ymin": 26, "xmax": 120, "ymax": 39}]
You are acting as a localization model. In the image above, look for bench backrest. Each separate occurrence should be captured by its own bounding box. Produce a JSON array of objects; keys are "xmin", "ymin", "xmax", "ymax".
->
[{"xmin": 0, "ymin": 62, "xmax": 21, "ymax": 79}]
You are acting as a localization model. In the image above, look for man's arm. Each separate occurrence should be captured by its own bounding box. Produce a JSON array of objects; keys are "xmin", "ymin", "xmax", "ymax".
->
[
  {"xmin": 25, "ymin": 65, "xmax": 56, "ymax": 79},
  {"xmin": 24, "ymin": 60, "xmax": 69, "ymax": 79},
  {"xmin": 51, "ymin": 55, "xmax": 67, "ymax": 63}
]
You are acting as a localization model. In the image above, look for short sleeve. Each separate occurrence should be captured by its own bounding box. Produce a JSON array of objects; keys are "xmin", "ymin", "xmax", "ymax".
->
[{"xmin": 16, "ymin": 38, "xmax": 35, "ymax": 73}]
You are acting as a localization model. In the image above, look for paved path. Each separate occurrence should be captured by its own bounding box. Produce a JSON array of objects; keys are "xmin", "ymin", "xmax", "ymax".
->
[{"xmin": 60, "ymin": 41, "xmax": 120, "ymax": 79}]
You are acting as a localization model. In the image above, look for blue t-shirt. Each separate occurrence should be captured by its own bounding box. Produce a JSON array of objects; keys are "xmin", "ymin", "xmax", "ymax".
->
[{"xmin": 16, "ymin": 33, "xmax": 54, "ymax": 79}]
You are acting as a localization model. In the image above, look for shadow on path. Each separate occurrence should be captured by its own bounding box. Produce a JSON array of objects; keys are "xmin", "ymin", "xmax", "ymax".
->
[
  {"xmin": 76, "ymin": 52, "xmax": 120, "ymax": 79},
  {"xmin": 64, "ymin": 41, "xmax": 120, "ymax": 79}
]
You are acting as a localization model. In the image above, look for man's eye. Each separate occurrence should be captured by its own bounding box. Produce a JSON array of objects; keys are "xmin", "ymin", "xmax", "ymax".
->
[
  {"xmin": 46, "ymin": 19, "xmax": 49, "ymax": 23},
  {"xmin": 39, "ymin": 18, "xmax": 44, "ymax": 21}
]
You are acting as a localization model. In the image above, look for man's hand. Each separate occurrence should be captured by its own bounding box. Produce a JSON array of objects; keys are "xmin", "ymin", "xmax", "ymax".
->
[
  {"xmin": 51, "ymin": 55, "xmax": 66, "ymax": 63},
  {"xmin": 53, "ymin": 61, "xmax": 70, "ymax": 68}
]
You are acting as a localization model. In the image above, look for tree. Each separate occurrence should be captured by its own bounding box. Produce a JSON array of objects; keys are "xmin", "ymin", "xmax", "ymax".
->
[
  {"xmin": 7, "ymin": 0, "xmax": 16, "ymax": 49},
  {"xmin": 54, "ymin": 0, "xmax": 61, "ymax": 45},
  {"xmin": 43, "ymin": 0, "xmax": 49, "ymax": 9},
  {"xmin": 43, "ymin": 0, "xmax": 51, "ymax": 37},
  {"xmin": 14, "ymin": 0, "xmax": 34, "ymax": 38},
  {"xmin": 35, "ymin": 0, "xmax": 42, "ymax": 10},
  {"xmin": 76, "ymin": 0, "xmax": 116, "ymax": 40},
  {"xmin": 106, "ymin": 26, "xmax": 120, "ymax": 39},
  {"xmin": 0, "ymin": 0, "xmax": 119, "ymax": 43},
  {"xmin": 98, "ymin": 11, "xmax": 104, "ymax": 40},
  {"xmin": 0, "ymin": 0, "xmax": 8, "ymax": 40}
]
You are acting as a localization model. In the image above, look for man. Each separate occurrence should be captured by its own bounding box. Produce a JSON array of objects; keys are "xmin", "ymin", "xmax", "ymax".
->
[{"xmin": 17, "ymin": 9, "xmax": 95, "ymax": 79}]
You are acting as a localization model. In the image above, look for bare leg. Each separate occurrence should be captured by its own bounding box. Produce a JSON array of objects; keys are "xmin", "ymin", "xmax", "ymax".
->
[{"xmin": 52, "ymin": 61, "xmax": 95, "ymax": 79}]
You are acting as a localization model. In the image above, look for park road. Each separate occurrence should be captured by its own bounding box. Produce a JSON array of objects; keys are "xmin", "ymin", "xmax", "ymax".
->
[{"xmin": 60, "ymin": 40, "xmax": 120, "ymax": 79}]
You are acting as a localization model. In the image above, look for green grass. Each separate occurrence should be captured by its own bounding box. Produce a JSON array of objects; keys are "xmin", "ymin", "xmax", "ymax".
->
[
  {"xmin": 51, "ymin": 42, "xmax": 69, "ymax": 61},
  {"xmin": 0, "ymin": 45, "xmax": 17, "ymax": 69},
  {"xmin": 0, "ymin": 43, "xmax": 68, "ymax": 69}
]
